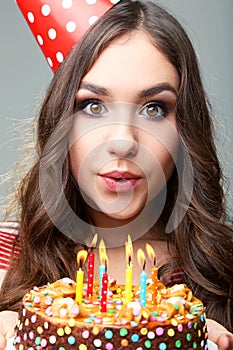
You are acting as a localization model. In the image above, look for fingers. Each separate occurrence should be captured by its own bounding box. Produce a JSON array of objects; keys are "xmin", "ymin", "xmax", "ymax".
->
[
  {"xmin": 217, "ymin": 333, "xmax": 233, "ymax": 350},
  {"xmin": 0, "ymin": 333, "xmax": 6, "ymax": 350},
  {"xmin": 0, "ymin": 311, "xmax": 18, "ymax": 350},
  {"xmin": 206, "ymin": 319, "xmax": 230, "ymax": 343}
]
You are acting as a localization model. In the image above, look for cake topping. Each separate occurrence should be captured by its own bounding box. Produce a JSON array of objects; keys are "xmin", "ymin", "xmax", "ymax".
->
[{"xmin": 22, "ymin": 278, "xmax": 205, "ymax": 328}]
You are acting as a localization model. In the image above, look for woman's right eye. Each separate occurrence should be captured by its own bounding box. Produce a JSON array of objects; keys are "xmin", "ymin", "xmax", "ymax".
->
[{"xmin": 78, "ymin": 100, "xmax": 108, "ymax": 117}]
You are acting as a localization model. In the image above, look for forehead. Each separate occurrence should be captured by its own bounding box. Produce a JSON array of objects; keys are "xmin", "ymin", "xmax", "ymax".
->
[{"xmin": 82, "ymin": 30, "xmax": 179, "ymax": 94}]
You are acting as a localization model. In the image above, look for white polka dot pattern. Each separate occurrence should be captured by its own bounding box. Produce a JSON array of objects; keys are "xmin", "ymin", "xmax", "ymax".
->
[
  {"xmin": 41, "ymin": 4, "xmax": 51, "ymax": 16},
  {"xmin": 16, "ymin": 0, "xmax": 120, "ymax": 72}
]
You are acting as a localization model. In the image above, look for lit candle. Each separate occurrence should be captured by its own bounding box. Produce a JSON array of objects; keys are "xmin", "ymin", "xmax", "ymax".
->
[
  {"xmin": 99, "ymin": 239, "xmax": 107, "ymax": 296},
  {"xmin": 75, "ymin": 250, "xmax": 88, "ymax": 304},
  {"xmin": 87, "ymin": 234, "xmax": 97, "ymax": 298},
  {"xmin": 125, "ymin": 235, "xmax": 133, "ymax": 303},
  {"xmin": 146, "ymin": 243, "xmax": 158, "ymax": 305},
  {"xmin": 100, "ymin": 261, "xmax": 108, "ymax": 312},
  {"xmin": 137, "ymin": 249, "xmax": 147, "ymax": 307}
]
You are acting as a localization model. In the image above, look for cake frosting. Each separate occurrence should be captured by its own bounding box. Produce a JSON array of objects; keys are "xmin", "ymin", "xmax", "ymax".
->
[{"xmin": 14, "ymin": 277, "xmax": 208, "ymax": 349}]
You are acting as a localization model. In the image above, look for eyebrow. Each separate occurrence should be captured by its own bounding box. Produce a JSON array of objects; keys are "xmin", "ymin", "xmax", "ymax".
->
[
  {"xmin": 79, "ymin": 82, "xmax": 110, "ymax": 96},
  {"xmin": 139, "ymin": 84, "xmax": 177, "ymax": 98},
  {"xmin": 78, "ymin": 82, "xmax": 177, "ymax": 98}
]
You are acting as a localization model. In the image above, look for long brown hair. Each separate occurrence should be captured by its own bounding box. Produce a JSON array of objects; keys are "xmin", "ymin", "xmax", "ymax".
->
[{"xmin": 0, "ymin": 0, "xmax": 232, "ymax": 331}]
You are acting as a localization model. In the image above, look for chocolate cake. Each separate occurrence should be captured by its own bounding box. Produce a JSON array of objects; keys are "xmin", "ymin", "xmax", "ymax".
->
[{"xmin": 14, "ymin": 277, "xmax": 208, "ymax": 349}]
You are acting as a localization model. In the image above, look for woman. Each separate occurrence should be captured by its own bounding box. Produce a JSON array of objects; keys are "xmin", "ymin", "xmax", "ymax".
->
[{"xmin": 0, "ymin": 1, "xmax": 232, "ymax": 348}]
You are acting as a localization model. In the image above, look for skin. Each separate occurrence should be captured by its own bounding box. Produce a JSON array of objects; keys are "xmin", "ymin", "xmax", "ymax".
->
[
  {"xmin": 0, "ymin": 31, "xmax": 232, "ymax": 349},
  {"xmin": 70, "ymin": 31, "xmax": 179, "ymax": 227}
]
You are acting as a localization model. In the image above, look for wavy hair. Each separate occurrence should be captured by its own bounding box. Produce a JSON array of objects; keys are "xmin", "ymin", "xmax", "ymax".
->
[{"xmin": 0, "ymin": 0, "xmax": 232, "ymax": 331}]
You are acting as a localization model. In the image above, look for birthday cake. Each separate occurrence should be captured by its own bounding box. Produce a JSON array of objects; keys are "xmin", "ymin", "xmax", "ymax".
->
[{"xmin": 14, "ymin": 277, "xmax": 208, "ymax": 350}]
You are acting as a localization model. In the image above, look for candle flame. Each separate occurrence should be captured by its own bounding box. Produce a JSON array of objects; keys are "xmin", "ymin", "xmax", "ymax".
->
[
  {"xmin": 125, "ymin": 235, "xmax": 133, "ymax": 264},
  {"xmin": 99, "ymin": 239, "xmax": 108, "ymax": 266},
  {"xmin": 137, "ymin": 248, "xmax": 146, "ymax": 269},
  {"xmin": 91, "ymin": 233, "xmax": 98, "ymax": 249},
  {"xmin": 146, "ymin": 243, "xmax": 156, "ymax": 265},
  {"xmin": 77, "ymin": 250, "xmax": 88, "ymax": 269}
]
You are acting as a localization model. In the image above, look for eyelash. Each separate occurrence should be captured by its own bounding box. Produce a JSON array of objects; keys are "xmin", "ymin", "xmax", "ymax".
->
[{"xmin": 77, "ymin": 99, "xmax": 169, "ymax": 120}]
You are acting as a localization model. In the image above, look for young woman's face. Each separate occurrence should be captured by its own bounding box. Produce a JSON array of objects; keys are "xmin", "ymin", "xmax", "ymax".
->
[{"xmin": 69, "ymin": 30, "xmax": 179, "ymax": 226}]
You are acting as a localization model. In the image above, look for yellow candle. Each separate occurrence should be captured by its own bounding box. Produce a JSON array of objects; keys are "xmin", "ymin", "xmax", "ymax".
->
[
  {"xmin": 125, "ymin": 235, "xmax": 133, "ymax": 303},
  {"xmin": 125, "ymin": 260, "xmax": 133, "ymax": 303},
  {"xmin": 76, "ymin": 268, "xmax": 84, "ymax": 304},
  {"xmin": 75, "ymin": 250, "xmax": 88, "ymax": 304}
]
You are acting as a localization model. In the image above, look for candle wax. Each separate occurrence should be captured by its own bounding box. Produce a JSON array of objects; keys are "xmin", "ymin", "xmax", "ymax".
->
[
  {"xmin": 140, "ymin": 269, "xmax": 147, "ymax": 307},
  {"xmin": 75, "ymin": 268, "xmax": 84, "ymax": 304}
]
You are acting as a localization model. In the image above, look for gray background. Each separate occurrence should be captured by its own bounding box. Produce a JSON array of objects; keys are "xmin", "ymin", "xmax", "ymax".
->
[{"xmin": 0, "ymin": 0, "xmax": 232, "ymax": 216}]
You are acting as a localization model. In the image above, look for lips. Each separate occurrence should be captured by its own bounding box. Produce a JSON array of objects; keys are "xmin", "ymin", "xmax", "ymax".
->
[{"xmin": 98, "ymin": 171, "xmax": 142, "ymax": 193}]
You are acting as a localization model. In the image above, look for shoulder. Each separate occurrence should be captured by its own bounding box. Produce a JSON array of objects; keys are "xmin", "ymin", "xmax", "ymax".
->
[{"xmin": 0, "ymin": 222, "xmax": 21, "ymax": 272}]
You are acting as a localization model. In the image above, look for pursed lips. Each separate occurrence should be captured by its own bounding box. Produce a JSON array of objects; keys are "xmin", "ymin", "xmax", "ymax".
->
[{"xmin": 98, "ymin": 171, "xmax": 142, "ymax": 193}]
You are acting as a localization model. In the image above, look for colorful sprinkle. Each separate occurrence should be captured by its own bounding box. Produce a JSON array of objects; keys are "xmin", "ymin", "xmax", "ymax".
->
[
  {"xmin": 120, "ymin": 328, "xmax": 128, "ymax": 337},
  {"xmin": 167, "ymin": 328, "xmax": 175, "ymax": 337},
  {"xmin": 29, "ymin": 331, "xmax": 34, "ymax": 340},
  {"xmin": 147, "ymin": 331, "xmax": 155, "ymax": 340},
  {"xmin": 49, "ymin": 335, "xmax": 56, "ymax": 344},
  {"xmin": 68, "ymin": 318, "xmax": 76, "ymax": 327},
  {"xmin": 41, "ymin": 339, "xmax": 47, "ymax": 348},
  {"xmin": 79, "ymin": 345, "xmax": 87, "ymax": 350},
  {"xmin": 171, "ymin": 318, "xmax": 178, "ymax": 326},
  {"xmin": 177, "ymin": 324, "xmax": 183, "ymax": 332},
  {"xmin": 156, "ymin": 327, "xmax": 164, "ymax": 336},
  {"xmin": 36, "ymin": 326, "xmax": 43, "ymax": 335},
  {"xmin": 140, "ymin": 327, "xmax": 148, "ymax": 335},
  {"xmin": 64, "ymin": 326, "xmax": 72, "ymax": 335},
  {"xmin": 131, "ymin": 334, "xmax": 139, "ymax": 342},
  {"xmin": 175, "ymin": 340, "xmax": 182, "ymax": 348},
  {"xmin": 105, "ymin": 330, "xmax": 113, "ymax": 339},
  {"xmin": 93, "ymin": 339, "xmax": 102, "ymax": 347},
  {"xmin": 92, "ymin": 326, "xmax": 100, "ymax": 335},
  {"xmin": 187, "ymin": 321, "xmax": 193, "ymax": 329},
  {"xmin": 68, "ymin": 336, "xmax": 76, "ymax": 345},
  {"xmin": 82, "ymin": 330, "xmax": 90, "ymax": 339},
  {"xmin": 57, "ymin": 328, "xmax": 65, "ymax": 337},
  {"xmin": 35, "ymin": 337, "xmax": 41, "ymax": 346},
  {"xmin": 159, "ymin": 343, "xmax": 167, "ymax": 350},
  {"xmin": 144, "ymin": 340, "xmax": 152, "ymax": 348},
  {"xmin": 121, "ymin": 339, "xmax": 129, "ymax": 347},
  {"xmin": 31, "ymin": 315, "xmax": 37, "ymax": 323}
]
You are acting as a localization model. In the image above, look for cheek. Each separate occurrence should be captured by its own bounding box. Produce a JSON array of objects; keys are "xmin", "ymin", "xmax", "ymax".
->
[
  {"xmin": 144, "ymin": 131, "xmax": 179, "ymax": 190},
  {"xmin": 69, "ymin": 139, "xmax": 90, "ymax": 181}
]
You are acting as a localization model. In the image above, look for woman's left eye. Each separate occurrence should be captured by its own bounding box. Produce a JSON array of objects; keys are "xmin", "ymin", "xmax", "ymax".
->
[{"xmin": 139, "ymin": 102, "xmax": 168, "ymax": 120}]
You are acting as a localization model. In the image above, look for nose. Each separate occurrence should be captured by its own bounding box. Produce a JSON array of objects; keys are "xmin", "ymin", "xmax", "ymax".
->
[{"xmin": 106, "ymin": 123, "xmax": 138, "ymax": 158}]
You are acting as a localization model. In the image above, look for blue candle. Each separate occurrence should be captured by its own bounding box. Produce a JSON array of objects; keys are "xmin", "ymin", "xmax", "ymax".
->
[
  {"xmin": 99, "ymin": 264, "xmax": 106, "ymax": 296},
  {"xmin": 140, "ymin": 265, "xmax": 147, "ymax": 307},
  {"xmin": 137, "ymin": 248, "xmax": 147, "ymax": 307}
]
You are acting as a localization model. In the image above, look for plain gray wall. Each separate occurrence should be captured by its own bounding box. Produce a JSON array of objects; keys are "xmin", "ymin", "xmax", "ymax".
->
[{"xmin": 0, "ymin": 0, "xmax": 232, "ymax": 215}]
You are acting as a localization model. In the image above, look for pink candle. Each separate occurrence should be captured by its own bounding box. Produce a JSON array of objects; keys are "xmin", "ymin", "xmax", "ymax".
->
[
  {"xmin": 100, "ymin": 269, "xmax": 108, "ymax": 312},
  {"xmin": 87, "ymin": 249, "xmax": 95, "ymax": 297}
]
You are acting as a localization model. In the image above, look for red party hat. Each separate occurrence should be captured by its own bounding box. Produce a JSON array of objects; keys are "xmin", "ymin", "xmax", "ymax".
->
[{"xmin": 16, "ymin": 0, "xmax": 118, "ymax": 72}]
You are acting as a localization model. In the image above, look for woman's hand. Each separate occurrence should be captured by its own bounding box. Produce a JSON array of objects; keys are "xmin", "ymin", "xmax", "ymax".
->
[
  {"xmin": 207, "ymin": 319, "xmax": 233, "ymax": 350},
  {"xmin": 0, "ymin": 311, "xmax": 18, "ymax": 350}
]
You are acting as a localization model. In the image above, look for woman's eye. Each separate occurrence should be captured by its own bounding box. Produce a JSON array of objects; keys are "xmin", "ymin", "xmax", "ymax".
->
[
  {"xmin": 78, "ymin": 100, "xmax": 108, "ymax": 117},
  {"xmin": 139, "ymin": 102, "xmax": 167, "ymax": 120}
]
